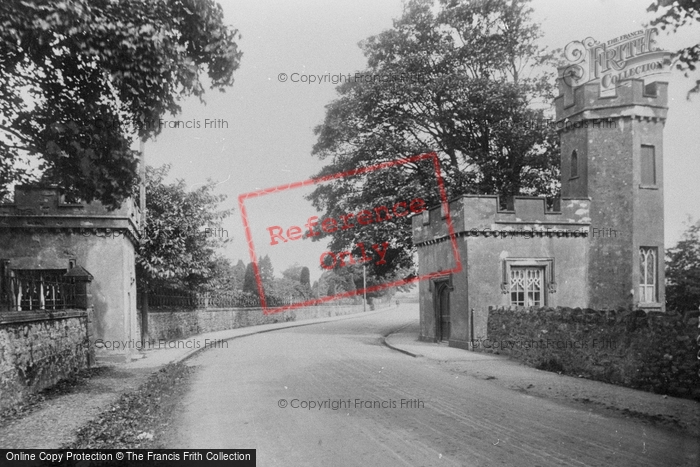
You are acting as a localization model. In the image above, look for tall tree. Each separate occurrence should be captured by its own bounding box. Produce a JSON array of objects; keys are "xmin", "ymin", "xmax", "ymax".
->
[
  {"xmin": 0, "ymin": 0, "xmax": 242, "ymax": 206},
  {"xmin": 299, "ymin": 267, "xmax": 311, "ymax": 287},
  {"xmin": 258, "ymin": 255, "xmax": 274, "ymax": 291},
  {"xmin": 242, "ymin": 262, "xmax": 257, "ymax": 295},
  {"xmin": 137, "ymin": 164, "xmax": 232, "ymax": 290},
  {"xmin": 665, "ymin": 219, "xmax": 700, "ymax": 312},
  {"xmin": 317, "ymin": 269, "xmax": 357, "ymax": 298},
  {"xmin": 308, "ymin": 0, "xmax": 559, "ymax": 281},
  {"xmin": 648, "ymin": 0, "xmax": 700, "ymax": 98},
  {"xmin": 232, "ymin": 259, "xmax": 247, "ymax": 290}
]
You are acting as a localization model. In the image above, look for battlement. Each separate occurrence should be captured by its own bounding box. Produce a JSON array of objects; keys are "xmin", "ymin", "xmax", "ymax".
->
[
  {"xmin": 554, "ymin": 77, "xmax": 668, "ymax": 125},
  {"xmin": 0, "ymin": 185, "xmax": 141, "ymax": 244},
  {"xmin": 413, "ymin": 195, "xmax": 591, "ymax": 245}
]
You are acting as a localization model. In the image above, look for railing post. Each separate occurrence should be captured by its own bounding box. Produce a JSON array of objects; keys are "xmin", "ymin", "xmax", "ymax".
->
[
  {"xmin": 9, "ymin": 275, "xmax": 19, "ymax": 311},
  {"xmin": 39, "ymin": 273, "xmax": 45, "ymax": 310},
  {"xmin": 17, "ymin": 279, "xmax": 23, "ymax": 311},
  {"xmin": 50, "ymin": 280, "xmax": 57, "ymax": 310},
  {"xmin": 0, "ymin": 260, "xmax": 7, "ymax": 311}
]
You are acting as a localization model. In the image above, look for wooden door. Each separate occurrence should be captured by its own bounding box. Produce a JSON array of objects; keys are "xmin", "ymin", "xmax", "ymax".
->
[{"xmin": 438, "ymin": 283, "xmax": 450, "ymax": 341}]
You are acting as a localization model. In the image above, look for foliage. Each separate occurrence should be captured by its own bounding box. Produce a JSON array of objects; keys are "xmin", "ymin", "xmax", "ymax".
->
[
  {"xmin": 267, "ymin": 263, "xmax": 311, "ymax": 299},
  {"xmin": 137, "ymin": 164, "xmax": 232, "ymax": 290},
  {"xmin": 67, "ymin": 363, "xmax": 194, "ymax": 449},
  {"xmin": 648, "ymin": 0, "xmax": 700, "ymax": 98},
  {"xmin": 242, "ymin": 261, "xmax": 257, "ymax": 295},
  {"xmin": 271, "ymin": 277, "xmax": 310, "ymax": 300},
  {"xmin": 0, "ymin": 0, "xmax": 242, "ymax": 206},
  {"xmin": 240, "ymin": 258, "xmax": 312, "ymax": 300},
  {"xmin": 307, "ymin": 0, "xmax": 560, "ymax": 282},
  {"xmin": 258, "ymin": 255, "xmax": 274, "ymax": 291},
  {"xmin": 281, "ymin": 263, "xmax": 304, "ymax": 282},
  {"xmin": 205, "ymin": 255, "xmax": 242, "ymax": 292},
  {"xmin": 232, "ymin": 260, "xmax": 247, "ymax": 289},
  {"xmin": 313, "ymin": 269, "xmax": 358, "ymax": 299},
  {"xmin": 665, "ymin": 219, "xmax": 700, "ymax": 311},
  {"xmin": 299, "ymin": 266, "xmax": 310, "ymax": 287}
]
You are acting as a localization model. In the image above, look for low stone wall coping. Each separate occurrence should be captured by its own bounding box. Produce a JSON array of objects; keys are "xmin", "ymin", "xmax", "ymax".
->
[{"xmin": 0, "ymin": 309, "xmax": 88, "ymax": 325}]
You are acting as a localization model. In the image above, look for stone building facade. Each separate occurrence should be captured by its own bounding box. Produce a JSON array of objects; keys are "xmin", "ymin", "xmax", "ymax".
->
[
  {"xmin": 0, "ymin": 185, "xmax": 141, "ymax": 363},
  {"xmin": 413, "ymin": 77, "xmax": 667, "ymax": 348}
]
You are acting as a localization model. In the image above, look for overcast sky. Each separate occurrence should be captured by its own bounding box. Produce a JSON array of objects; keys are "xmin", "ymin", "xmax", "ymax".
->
[{"xmin": 141, "ymin": 0, "xmax": 700, "ymax": 283}]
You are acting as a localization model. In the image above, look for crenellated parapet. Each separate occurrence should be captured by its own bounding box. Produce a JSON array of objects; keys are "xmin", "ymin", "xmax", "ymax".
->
[
  {"xmin": 413, "ymin": 195, "xmax": 591, "ymax": 246},
  {"xmin": 554, "ymin": 78, "xmax": 668, "ymax": 126}
]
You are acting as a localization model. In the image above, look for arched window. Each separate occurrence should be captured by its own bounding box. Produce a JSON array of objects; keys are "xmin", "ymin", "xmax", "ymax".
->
[
  {"xmin": 570, "ymin": 150, "xmax": 579, "ymax": 178},
  {"xmin": 639, "ymin": 247, "xmax": 657, "ymax": 303}
]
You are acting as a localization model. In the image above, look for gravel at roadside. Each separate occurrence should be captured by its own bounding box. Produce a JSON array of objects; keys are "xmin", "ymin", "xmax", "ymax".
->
[
  {"xmin": 385, "ymin": 321, "xmax": 700, "ymax": 437},
  {"xmin": 0, "ymin": 366, "xmax": 152, "ymax": 449},
  {"xmin": 0, "ymin": 308, "xmax": 384, "ymax": 449}
]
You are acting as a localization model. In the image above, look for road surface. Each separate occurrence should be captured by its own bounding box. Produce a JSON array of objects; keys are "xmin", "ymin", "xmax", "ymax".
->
[{"xmin": 165, "ymin": 305, "xmax": 698, "ymax": 466}]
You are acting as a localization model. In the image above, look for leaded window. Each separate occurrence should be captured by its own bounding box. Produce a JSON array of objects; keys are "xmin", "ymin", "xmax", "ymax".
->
[
  {"xmin": 639, "ymin": 247, "xmax": 657, "ymax": 303},
  {"xmin": 509, "ymin": 267, "xmax": 544, "ymax": 307}
]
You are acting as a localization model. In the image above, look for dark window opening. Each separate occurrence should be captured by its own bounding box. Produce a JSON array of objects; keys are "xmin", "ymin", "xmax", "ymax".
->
[{"xmin": 641, "ymin": 145, "xmax": 656, "ymax": 185}]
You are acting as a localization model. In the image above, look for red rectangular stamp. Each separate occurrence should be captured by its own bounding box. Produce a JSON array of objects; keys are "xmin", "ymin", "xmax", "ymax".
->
[{"xmin": 238, "ymin": 152, "xmax": 461, "ymax": 314}]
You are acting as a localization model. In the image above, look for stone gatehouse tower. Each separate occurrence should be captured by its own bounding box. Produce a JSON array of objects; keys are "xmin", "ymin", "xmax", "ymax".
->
[
  {"xmin": 413, "ymin": 76, "xmax": 667, "ymax": 348},
  {"xmin": 556, "ymin": 79, "xmax": 666, "ymax": 311}
]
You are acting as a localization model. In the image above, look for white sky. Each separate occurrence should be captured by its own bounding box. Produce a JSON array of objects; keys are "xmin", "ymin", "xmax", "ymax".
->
[{"xmin": 141, "ymin": 0, "xmax": 700, "ymax": 283}]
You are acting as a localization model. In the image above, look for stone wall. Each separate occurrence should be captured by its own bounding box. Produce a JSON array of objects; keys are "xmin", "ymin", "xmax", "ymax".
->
[
  {"xmin": 475, "ymin": 306, "xmax": 700, "ymax": 400},
  {"xmin": 145, "ymin": 303, "xmax": 372, "ymax": 342},
  {"xmin": 0, "ymin": 311, "xmax": 90, "ymax": 411}
]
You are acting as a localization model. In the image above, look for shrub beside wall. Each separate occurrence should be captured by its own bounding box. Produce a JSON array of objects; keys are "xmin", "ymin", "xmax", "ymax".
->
[{"xmin": 475, "ymin": 306, "xmax": 700, "ymax": 400}]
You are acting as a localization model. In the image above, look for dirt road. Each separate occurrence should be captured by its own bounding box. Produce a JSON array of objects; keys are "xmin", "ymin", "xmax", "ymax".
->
[{"xmin": 165, "ymin": 305, "xmax": 699, "ymax": 466}]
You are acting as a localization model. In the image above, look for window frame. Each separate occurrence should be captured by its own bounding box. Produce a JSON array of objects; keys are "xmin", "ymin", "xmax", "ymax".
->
[
  {"xmin": 640, "ymin": 144, "xmax": 657, "ymax": 188},
  {"xmin": 509, "ymin": 266, "xmax": 546, "ymax": 307},
  {"xmin": 421, "ymin": 209, "xmax": 430, "ymax": 226},
  {"xmin": 570, "ymin": 149, "xmax": 579, "ymax": 180},
  {"xmin": 501, "ymin": 258, "xmax": 556, "ymax": 307},
  {"xmin": 639, "ymin": 247, "xmax": 658, "ymax": 304}
]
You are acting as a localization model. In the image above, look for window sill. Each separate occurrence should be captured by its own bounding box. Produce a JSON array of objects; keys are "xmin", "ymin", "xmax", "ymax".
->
[
  {"xmin": 638, "ymin": 302, "xmax": 662, "ymax": 310},
  {"xmin": 638, "ymin": 184, "xmax": 658, "ymax": 190}
]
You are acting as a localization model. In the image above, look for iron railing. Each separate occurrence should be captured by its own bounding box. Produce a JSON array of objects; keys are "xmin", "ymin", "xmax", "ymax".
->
[
  {"xmin": 0, "ymin": 273, "xmax": 77, "ymax": 312},
  {"xmin": 139, "ymin": 287, "xmax": 360, "ymax": 309}
]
